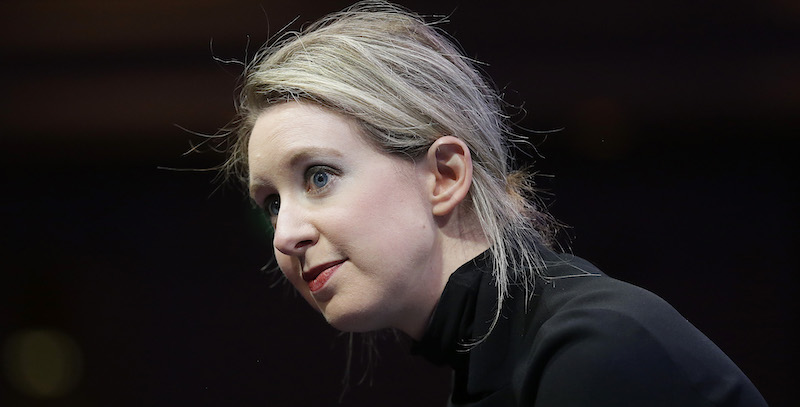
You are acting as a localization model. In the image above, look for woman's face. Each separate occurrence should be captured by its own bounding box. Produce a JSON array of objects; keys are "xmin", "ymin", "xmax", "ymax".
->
[{"xmin": 248, "ymin": 102, "xmax": 444, "ymax": 335}]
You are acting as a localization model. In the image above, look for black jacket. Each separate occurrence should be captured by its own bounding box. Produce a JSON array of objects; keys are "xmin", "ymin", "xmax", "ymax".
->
[{"xmin": 412, "ymin": 250, "xmax": 767, "ymax": 406}]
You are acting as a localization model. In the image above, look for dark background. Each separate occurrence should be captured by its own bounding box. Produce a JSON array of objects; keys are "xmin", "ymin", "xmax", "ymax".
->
[{"xmin": 1, "ymin": 0, "xmax": 796, "ymax": 406}]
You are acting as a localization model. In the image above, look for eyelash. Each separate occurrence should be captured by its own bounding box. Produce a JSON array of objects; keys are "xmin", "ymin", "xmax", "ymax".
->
[
  {"xmin": 261, "ymin": 165, "xmax": 339, "ymax": 219},
  {"xmin": 264, "ymin": 195, "xmax": 280, "ymax": 218},
  {"xmin": 304, "ymin": 165, "xmax": 337, "ymax": 194}
]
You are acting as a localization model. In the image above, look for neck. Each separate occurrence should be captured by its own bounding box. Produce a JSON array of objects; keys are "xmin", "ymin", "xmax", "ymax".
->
[{"xmin": 402, "ymin": 211, "xmax": 490, "ymax": 340}]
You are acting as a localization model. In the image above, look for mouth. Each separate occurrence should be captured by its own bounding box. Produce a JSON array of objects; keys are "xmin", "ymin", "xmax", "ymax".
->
[{"xmin": 302, "ymin": 259, "xmax": 346, "ymax": 292}]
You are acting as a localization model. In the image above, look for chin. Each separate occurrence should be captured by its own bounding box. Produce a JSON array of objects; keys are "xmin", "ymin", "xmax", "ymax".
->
[{"xmin": 320, "ymin": 303, "xmax": 386, "ymax": 333}]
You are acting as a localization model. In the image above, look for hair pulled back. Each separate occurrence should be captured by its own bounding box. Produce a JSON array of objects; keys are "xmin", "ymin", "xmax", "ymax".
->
[{"xmin": 225, "ymin": 0, "xmax": 558, "ymax": 343}]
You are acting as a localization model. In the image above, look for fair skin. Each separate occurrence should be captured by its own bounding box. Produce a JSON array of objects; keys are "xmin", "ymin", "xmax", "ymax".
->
[{"xmin": 248, "ymin": 101, "xmax": 488, "ymax": 340}]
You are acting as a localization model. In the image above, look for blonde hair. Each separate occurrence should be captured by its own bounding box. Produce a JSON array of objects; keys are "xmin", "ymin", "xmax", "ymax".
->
[{"xmin": 224, "ymin": 0, "xmax": 558, "ymax": 344}]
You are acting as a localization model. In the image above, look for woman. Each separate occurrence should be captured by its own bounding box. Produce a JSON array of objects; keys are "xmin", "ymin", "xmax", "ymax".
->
[{"xmin": 223, "ymin": 1, "xmax": 767, "ymax": 405}]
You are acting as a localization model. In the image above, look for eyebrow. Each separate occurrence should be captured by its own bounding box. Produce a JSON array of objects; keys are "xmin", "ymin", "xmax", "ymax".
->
[
  {"xmin": 249, "ymin": 146, "xmax": 344, "ymax": 197},
  {"xmin": 284, "ymin": 146, "xmax": 343, "ymax": 167}
]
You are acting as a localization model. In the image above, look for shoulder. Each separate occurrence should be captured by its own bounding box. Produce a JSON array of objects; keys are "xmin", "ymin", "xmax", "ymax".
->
[
  {"xmin": 530, "ymin": 253, "xmax": 690, "ymax": 346},
  {"xmin": 510, "ymin": 258, "xmax": 766, "ymax": 406}
]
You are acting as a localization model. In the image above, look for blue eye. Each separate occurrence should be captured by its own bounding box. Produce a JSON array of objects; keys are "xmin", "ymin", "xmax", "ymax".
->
[
  {"xmin": 303, "ymin": 165, "xmax": 337, "ymax": 194},
  {"xmin": 265, "ymin": 195, "xmax": 280, "ymax": 216},
  {"xmin": 311, "ymin": 170, "xmax": 329, "ymax": 188}
]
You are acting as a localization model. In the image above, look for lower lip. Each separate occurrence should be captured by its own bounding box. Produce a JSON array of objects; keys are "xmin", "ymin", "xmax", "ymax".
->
[{"xmin": 308, "ymin": 262, "xmax": 343, "ymax": 292}]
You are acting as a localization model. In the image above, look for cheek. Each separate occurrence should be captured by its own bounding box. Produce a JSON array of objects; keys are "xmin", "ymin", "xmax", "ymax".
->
[
  {"xmin": 275, "ymin": 251, "xmax": 296, "ymax": 281},
  {"xmin": 275, "ymin": 251, "xmax": 320, "ymax": 311},
  {"xmin": 343, "ymin": 184, "xmax": 433, "ymax": 258}
]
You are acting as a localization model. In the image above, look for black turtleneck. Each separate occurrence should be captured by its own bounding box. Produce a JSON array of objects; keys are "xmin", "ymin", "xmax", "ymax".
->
[{"xmin": 412, "ymin": 249, "xmax": 767, "ymax": 406}]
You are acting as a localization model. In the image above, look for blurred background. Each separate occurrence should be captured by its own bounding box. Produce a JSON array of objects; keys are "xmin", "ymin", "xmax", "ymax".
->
[{"xmin": 1, "ymin": 0, "xmax": 796, "ymax": 405}]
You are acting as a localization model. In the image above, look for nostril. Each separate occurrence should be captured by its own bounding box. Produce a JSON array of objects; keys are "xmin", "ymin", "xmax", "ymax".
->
[{"xmin": 295, "ymin": 240, "xmax": 313, "ymax": 249}]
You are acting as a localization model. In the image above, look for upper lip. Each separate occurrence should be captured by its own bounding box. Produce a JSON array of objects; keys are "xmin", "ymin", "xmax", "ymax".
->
[{"xmin": 302, "ymin": 259, "xmax": 346, "ymax": 282}]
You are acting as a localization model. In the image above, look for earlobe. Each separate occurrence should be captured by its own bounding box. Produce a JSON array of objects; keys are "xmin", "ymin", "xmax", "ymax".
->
[{"xmin": 425, "ymin": 136, "xmax": 473, "ymax": 217}]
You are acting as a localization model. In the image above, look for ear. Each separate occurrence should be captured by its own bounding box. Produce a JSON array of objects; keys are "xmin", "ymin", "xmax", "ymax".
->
[{"xmin": 423, "ymin": 136, "xmax": 474, "ymax": 217}]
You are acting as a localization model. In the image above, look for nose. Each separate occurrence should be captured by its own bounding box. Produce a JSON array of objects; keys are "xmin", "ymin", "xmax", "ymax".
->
[{"xmin": 271, "ymin": 201, "xmax": 317, "ymax": 256}]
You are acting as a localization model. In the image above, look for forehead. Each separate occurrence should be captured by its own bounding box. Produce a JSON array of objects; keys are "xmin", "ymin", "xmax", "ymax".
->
[
  {"xmin": 247, "ymin": 102, "xmax": 373, "ymax": 185},
  {"xmin": 249, "ymin": 102, "xmax": 359, "ymax": 147}
]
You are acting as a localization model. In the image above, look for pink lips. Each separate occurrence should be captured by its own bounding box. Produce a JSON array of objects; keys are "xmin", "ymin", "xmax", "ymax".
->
[{"xmin": 303, "ymin": 260, "xmax": 345, "ymax": 292}]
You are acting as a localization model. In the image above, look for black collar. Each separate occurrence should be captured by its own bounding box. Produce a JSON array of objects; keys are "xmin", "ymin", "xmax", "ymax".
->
[{"xmin": 411, "ymin": 251, "xmax": 494, "ymax": 369}]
